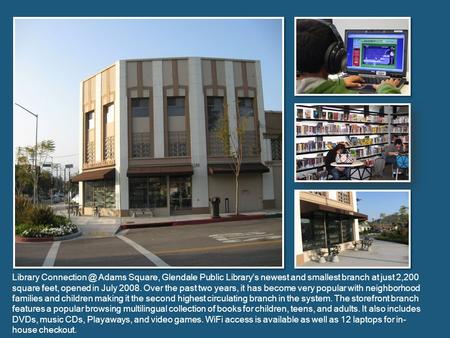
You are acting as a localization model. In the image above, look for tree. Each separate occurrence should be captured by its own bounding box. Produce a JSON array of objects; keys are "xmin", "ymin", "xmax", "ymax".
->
[
  {"xmin": 15, "ymin": 140, "xmax": 56, "ymax": 200},
  {"xmin": 216, "ymin": 113, "xmax": 246, "ymax": 216}
]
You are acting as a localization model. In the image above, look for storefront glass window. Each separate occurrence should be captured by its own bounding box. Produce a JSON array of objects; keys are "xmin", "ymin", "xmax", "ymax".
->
[
  {"xmin": 129, "ymin": 176, "xmax": 167, "ymax": 208},
  {"xmin": 341, "ymin": 218, "xmax": 354, "ymax": 242},
  {"xmin": 84, "ymin": 180, "xmax": 115, "ymax": 208}
]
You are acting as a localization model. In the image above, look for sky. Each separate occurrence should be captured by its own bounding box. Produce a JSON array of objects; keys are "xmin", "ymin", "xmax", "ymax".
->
[
  {"xmin": 13, "ymin": 18, "xmax": 283, "ymax": 172},
  {"xmin": 356, "ymin": 191, "xmax": 409, "ymax": 221}
]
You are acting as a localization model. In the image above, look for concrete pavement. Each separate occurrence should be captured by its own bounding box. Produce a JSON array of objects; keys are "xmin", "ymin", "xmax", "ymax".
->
[
  {"xmin": 15, "ymin": 218, "xmax": 282, "ymax": 267},
  {"xmin": 302, "ymin": 239, "xmax": 409, "ymax": 268}
]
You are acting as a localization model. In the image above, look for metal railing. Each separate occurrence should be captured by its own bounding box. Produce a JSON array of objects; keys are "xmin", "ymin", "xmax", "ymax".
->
[
  {"xmin": 132, "ymin": 132, "xmax": 151, "ymax": 158},
  {"xmin": 104, "ymin": 136, "xmax": 115, "ymax": 160},
  {"xmin": 168, "ymin": 131, "xmax": 188, "ymax": 157}
]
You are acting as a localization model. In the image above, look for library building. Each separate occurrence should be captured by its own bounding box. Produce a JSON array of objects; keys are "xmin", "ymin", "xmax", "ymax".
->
[
  {"xmin": 295, "ymin": 105, "xmax": 410, "ymax": 181},
  {"xmin": 71, "ymin": 57, "xmax": 282, "ymax": 217},
  {"xmin": 295, "ymin": 191, "xmax": 368, "ymax": 266}
]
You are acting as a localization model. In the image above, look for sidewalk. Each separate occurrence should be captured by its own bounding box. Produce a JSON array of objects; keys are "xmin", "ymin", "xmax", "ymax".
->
[
  {"xmin": 65, "ymin": 209, "xmax": 282, "ymax": 239},
  {"xmin": 302, "ymin": 239, "xmax": 409, "ymax": 268}
]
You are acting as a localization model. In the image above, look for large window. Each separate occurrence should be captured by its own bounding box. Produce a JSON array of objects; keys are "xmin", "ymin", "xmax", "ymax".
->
[
  {"xmin": 85, "ymin": 111, "xmax": 95, "ymax": 163},
  {"xmin": 103, "ymin": 104, "xmax": 115, "ymax": 160},
  {"xmin": 337, "ymin": 192, "xmax": 351, "ymax": 204},
  {"xmin": 167, "ymin": 97, "xmax": 187, "ymax": 157},
  {"xmin": 129, "ymin": 176, "xmax": 167, "ymax": 209},
  {"xmin": 301, "ymin": 211, "xmax": 326, "ymax": 251},
  {"xmin": 130, "ymin": 98, "xmax": 152, "ymax": 158},
  {"xmin": 87, "ymin": 112, "xmax": 95, "ymax": 129},
  {"xmin": 207, "ymin": 97, "xmax": 226, "ymax": 156},
  {"xmin": 341, "ymin": 218, "xmax": 354, "ymax": 243},
  {"xmin": 131, "ymin": 98, "xmax": 150, "ymax": 117},
  {"xmin": 300, "ymin": 211, "xmax": 356, "ymax": 251},
  {"xmin": 238, "ymin": 97, "xmax": 258, "ymax": 157},
  {"xmin": 84, "ymin": 180, "xmax": 115, "ymax": 208}
]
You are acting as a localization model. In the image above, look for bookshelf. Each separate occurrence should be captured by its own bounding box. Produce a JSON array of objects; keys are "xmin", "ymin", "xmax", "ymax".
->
[{"xmin": 295, "ymin": 105, "xmax": 410, "ymax": 180}]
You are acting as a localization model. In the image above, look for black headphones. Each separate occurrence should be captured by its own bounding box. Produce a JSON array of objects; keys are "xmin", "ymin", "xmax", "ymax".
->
[{"xmin": 317, "ymin": 20, "xmax": 347, "ymax": 74}]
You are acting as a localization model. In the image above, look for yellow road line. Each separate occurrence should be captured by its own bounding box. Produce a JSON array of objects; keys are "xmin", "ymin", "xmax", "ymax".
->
[{"xmin": 153, "ymin": 239, "xmax": 282, "ymax": 255}]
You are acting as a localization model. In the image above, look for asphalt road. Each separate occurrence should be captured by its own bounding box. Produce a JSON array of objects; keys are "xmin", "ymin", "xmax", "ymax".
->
[{"xmin": 15, "ymin": 218, "xmax": 282, "ymax": 268}]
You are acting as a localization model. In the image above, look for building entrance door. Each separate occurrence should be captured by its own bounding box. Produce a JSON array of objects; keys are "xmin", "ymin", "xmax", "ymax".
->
[{"xmin": 169, "ymin": 176, "xmax": 192, "ymax": 215}]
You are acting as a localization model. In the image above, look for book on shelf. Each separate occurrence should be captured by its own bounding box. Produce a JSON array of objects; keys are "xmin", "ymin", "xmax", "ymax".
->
[
  {"xmin": 296, "ymin": 107, "xmax": 388, "ymax": 123},
  {"xmin": 392, "ymin": 115, "xmax": 409, "ymax": 124},
  {"xmin": 297, "ymin": 123, "xmax": 387, "ymax": 136},
  {"xmin": 296, "ymin": 154, "xmax": 324, "ymax": 170}
]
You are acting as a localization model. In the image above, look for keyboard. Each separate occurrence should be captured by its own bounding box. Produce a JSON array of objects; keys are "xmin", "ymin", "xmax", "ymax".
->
[{"xmin": 360, "ymin": 76, "xmax": 406, "ymax": 87}]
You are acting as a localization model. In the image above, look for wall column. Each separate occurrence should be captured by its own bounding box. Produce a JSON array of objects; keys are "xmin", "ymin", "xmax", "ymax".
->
[
  {"xmin": 115, "ymin": 61, "xmax": 129, "ymax": 215},
  {"xmin": 188, "ymin": 57, "xmax": 209, "ymax": 213},
  {"xmin": 78, "ymin": 81, "xmax": 84, "ymax": 211},
  {"xmin": 153, "ymin": 61, "xmax": 165, "ymax": 158},
  {"xmin": 94, "ymin": 73, "xmax": 102, "ymax": 162},
  {"xmin": 255, "ymin": 61, "xmax": 275, "ymax": 208},
  {"xmin": 224, "ymin": 61, "xmax": 238, "ymax": 154}
]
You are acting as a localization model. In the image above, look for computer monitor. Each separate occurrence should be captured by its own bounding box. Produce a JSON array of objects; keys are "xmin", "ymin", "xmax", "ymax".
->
[{"xmin": 345, "ymin": 30, "xmax": 408, "ymax": 77}]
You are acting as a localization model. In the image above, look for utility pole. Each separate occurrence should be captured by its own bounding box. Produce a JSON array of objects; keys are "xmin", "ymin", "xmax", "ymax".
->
[{"xmin": 15, "ymin": 103, "xmax": 39, "ymax": 204}]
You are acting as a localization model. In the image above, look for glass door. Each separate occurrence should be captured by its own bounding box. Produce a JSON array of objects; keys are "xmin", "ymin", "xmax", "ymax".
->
[{"xmin": 169, "ymin": 176, "xmax": 192, "ymax": 214}]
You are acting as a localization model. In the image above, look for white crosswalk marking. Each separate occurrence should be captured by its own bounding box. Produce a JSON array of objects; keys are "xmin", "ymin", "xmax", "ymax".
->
[
  {"xmin": 209, "ymin": 232, "xmax": 282, "ymax": 243},
  {"xmin": 116, "ymin": 235, "xmax": 169, "ymax": 267},
  {"xmin": 42, "ymin": 241, "xmax": 61, "ymax": 267}
]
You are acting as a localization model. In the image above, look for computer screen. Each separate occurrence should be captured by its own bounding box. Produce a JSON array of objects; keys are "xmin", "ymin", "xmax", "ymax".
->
[{"xmin": 345, "ymin": 30, "xmax": 407, "ymax": 75}]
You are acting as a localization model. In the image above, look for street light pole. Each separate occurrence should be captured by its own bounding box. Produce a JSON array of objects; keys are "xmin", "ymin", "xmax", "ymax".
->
[{"xmin": 15, "ymin": 103, "xmax": 39, "ymax": 204}]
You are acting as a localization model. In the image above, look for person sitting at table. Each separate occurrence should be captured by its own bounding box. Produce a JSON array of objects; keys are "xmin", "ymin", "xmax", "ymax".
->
[
  {"xmin": 325, "ymin": 144, "xmax": 351, "ymax": 180},
  {"xmin": 383, "ymin": 139, "xmax": 404, "ymax": 172}
]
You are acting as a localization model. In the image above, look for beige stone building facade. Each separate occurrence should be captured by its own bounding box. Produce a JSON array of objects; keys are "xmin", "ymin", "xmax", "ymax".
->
[{"xmin": 72, "ymin": 57, "xmax": 282, "ymax": 217}]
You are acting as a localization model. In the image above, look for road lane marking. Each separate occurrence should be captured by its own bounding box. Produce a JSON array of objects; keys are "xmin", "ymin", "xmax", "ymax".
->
[
  {"xmin": 116, "ymin": 235, "xmax": 169, "ymax": 267},
  {"xmin": 153, "ymin": 239, "xmax": 282, "ymax": 255},
  {"xmin": 42, "ymin": 242, "xmax": 61, "ymax": 267},
  {"xmin": 209, "ymin": 232, "xmax": 282, "ymax": 243}
]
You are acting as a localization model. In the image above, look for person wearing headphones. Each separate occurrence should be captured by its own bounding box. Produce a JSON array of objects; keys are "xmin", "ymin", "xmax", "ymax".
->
[{"xmin": 296, "ymin": 19, "xmax": 401, "ymax": 94}]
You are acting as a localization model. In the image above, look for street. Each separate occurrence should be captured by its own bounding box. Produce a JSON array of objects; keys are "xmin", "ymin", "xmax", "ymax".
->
[{"xmin": 15, "ymin": 218, "xmax": 282, "ymax": 268}]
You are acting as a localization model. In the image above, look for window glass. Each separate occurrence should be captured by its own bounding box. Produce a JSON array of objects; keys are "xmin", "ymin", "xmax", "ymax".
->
[
  {"xmin": 105, "ymin": 104, "xmax": 114, "ymax": 123},
  {"xmin": 87, "ymin": 112, "xmax": 94, "ymax": 129},
  {"xmin": 167, "ymin": 97, "xmax": 185, "ymax": 116},
  {"xmin": 83, "ymin": 180, "xmax": 115, "ymax": 208},
  {"xmin": 207, "ymin": 97, "xmax": 224, "ymax": 131},
  {"xmin": 129, "ymin": 177, "xmax": 167, "ymax": 208},
  {"xmin": 238, "ymin": 98, "xmax": 254, "ymax": 117},
  {"xmin": 131, "ymin": 98, "xmax": 149, "ymax": 117}
]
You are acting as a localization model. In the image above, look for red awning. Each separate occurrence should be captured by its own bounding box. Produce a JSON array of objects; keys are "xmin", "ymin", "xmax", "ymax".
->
[
  {"xmin": 127, "ymin": 165, "xmax": 193, "ymax": 176},
  {"xmin": 208, "ymin": 163, "xmax": 270, "ymax": 175},
  {"xmin": 71, "ymin": 168, "xmax": 115, "ymax": 182}
]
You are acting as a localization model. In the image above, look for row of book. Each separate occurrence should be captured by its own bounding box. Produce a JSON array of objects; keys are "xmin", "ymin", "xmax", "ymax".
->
[
  {"xmin": 297, "ymin": 123, "xmax": 388, "ymax": 136},
  {"xmin": 392, "ymin": 126, "xmax": 409, "ymax": 133},
  {"xmin": 392, "ymin": 116, "xmax": 409, "ymax": 124},
  {"xmin": 396, "ymin": 136, "xmax": 409, "ymax": 144},
  {"xmin": 296, "ymin": 137, "xmax": 388, "ymax": 153},
  {"xmin": 297, "ymin": 108, "xmax": 388, "ymax": 123},
  {"xmin": 349, "ymin": 135, "xmax": 388, "ymax": 145},
  {"xmin": 296, "ymin": 154, "xmax": 325, "ymax": 170},
  {"xmin": 351, "ymin": 146, "xmax": 384, "ymax": 158},
  {"xmin": 297, "ymin": 147, "xmax": 385, "ymax": 171}
]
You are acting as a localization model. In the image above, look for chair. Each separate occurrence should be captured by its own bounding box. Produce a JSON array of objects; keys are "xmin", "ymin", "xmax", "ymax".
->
[
  {"xmin": 372, "ymin": 158, "xmax": 385, "ymax": 177},
  {"xmin": 394, "ymin": 155, "xmax": 409, "ymax": 180},
  {"xmin": 317, "ymin": 169, "xmax": 334, "ymax": 180}
]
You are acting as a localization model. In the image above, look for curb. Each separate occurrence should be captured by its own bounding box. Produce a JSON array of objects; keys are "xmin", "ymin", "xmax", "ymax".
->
[
  {"xmin": 15, "ymin": 231, "xmax": 82, "ymax": 243},
  {"xmin": 120, "ymin": 213, "xmax": 281, "ymax": 230}
]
